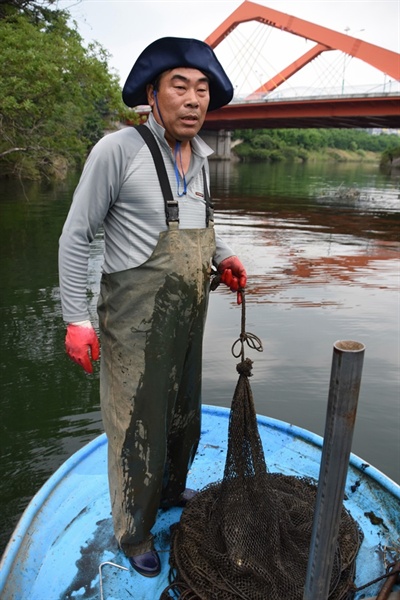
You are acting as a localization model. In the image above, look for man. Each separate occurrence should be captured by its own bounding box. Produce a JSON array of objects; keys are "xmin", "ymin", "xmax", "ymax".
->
[{"xmin": 58, "ymin": 37, "xmax": 246, "ymax": 578}]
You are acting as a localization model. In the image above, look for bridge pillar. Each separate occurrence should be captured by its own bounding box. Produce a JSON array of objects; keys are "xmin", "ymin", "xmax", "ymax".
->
[{"xmin": 199, "ymin": 129, "xmax": 232, "ymax": 159}]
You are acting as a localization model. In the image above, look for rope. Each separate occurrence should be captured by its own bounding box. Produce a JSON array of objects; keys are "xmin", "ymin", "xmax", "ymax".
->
[
  {"xmin": 210, "ymin": 273, "xmax": 263, "ymax": 363},
  {"xmin": 231, "ymin": 289, "xmax": 263, "ymax": 363}
]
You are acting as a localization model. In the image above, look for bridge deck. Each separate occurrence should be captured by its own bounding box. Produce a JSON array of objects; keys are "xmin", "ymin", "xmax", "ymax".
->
[{"xmin": 204, "ymin": 94, "xmax": 400, "ymax": 130}]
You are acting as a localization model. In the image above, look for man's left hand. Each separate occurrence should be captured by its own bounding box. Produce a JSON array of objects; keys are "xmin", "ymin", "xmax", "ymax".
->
[{"xmin": 218, "ymin": 256, "xmax": 247, "ymax": 304}]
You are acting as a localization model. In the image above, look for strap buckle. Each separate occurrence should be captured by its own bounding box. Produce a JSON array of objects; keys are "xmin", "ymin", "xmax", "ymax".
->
[{"xmin": 166, "ymin": 201, "xmax": 179, "ymax": 223}]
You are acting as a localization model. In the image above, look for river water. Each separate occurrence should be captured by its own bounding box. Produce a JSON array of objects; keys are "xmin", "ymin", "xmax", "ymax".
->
[{"xmin": 0, "ymin": 158, "xmax": 399, "ymax": 557}]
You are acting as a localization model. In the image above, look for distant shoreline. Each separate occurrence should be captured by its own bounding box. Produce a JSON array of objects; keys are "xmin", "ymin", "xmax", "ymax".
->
[{"xmin": 229, "ymin": 148, "xmax": 382, "ymax": 163}]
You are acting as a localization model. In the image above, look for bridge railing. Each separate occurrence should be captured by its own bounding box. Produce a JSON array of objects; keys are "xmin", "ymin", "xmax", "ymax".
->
[{"xmin": 232, "ymin": 83, "xmax": 400, "ymax": 104}]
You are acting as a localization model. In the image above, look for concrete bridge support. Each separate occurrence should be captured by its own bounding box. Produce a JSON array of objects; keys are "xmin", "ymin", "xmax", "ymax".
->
[{"xmin": 200, "ymin": 129, "xmax": 232, "ymax": 160}]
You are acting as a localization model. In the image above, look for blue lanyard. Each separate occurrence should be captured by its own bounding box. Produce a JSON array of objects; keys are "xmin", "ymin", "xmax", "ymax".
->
[{"xmin": 174, "ymin": 142, "xmax": 187, "ymax": 197}]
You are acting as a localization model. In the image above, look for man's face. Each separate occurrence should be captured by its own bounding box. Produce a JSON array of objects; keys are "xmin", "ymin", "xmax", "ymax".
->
[{"xmin": 146, "ymin": 68, "xmax": 210, "ymax": 144}]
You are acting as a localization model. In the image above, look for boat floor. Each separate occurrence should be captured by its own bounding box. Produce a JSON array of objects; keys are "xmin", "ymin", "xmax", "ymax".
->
[{"xmin": 0, "ymin": 405, "xmax": 399, "ymax": 600}]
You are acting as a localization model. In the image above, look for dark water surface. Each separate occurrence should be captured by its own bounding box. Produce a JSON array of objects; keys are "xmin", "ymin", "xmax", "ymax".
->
[{"xmin": 1, "ymin": 159, "xmax": 399, "ymax": 556}]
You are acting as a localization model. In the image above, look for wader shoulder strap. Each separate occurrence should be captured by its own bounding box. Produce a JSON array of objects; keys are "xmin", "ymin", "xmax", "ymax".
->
[
  {"xmin": 202, "ymin": 166, "xmax": 214, "ymax": 226},
  {"xmin": 135, "ymin": 124, "xmax": 179, "ymax": 225},
  {"xmin": 135, "ymin": 124, "xmax": 213, "ymax": 227}
]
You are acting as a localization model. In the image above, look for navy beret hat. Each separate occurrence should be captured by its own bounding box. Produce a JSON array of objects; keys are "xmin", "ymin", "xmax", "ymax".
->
[{"xmin": 122, "ymin": 37, "xmax": 234, "ymax": 111}]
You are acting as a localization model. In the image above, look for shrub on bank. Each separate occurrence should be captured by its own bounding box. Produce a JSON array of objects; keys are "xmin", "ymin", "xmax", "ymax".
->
[{"xmin": 380, "ymin": 146, "xmax": 400, "ymax": 168}]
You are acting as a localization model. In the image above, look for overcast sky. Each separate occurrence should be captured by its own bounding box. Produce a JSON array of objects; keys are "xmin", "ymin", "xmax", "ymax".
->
[{"xmin": 65, "ymin": 0, "xmax": 400, "ymax": 95}]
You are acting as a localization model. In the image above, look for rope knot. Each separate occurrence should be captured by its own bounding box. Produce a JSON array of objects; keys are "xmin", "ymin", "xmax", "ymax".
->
[{"xmin": 236, "ymin": 358, "xmax": 253, "ymax": 377}]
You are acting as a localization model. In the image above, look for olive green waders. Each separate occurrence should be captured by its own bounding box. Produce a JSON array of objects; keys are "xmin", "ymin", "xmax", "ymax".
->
[{"xmin": 97, "ymin": 126, "xmax": 216, "ymax": 558}]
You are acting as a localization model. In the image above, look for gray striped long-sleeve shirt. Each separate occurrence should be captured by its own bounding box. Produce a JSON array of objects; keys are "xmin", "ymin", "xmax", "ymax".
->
[{"xmin": 58, "ymin": 113, "xmax": 235, "ymax": 323}]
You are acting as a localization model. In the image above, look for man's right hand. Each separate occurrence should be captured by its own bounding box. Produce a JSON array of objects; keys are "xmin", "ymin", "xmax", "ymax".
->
[{"xmin": 65, "ymin": 322, "xmax": 100, "ymax": 374}]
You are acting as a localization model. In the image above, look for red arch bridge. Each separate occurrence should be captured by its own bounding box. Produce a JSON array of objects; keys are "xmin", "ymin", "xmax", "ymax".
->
[{"xmin": 138, "ymin": 1, "xmax": 400, "ymax": 156}]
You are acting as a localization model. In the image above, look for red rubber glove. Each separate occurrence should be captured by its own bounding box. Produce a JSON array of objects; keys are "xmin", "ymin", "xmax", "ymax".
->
[
  {"xmin": 218, "ymin": 256, "xmax": 247, "ymax": 304},
  {"xmin": 65, "ymin": 323, "xmax": 100, "ymax": 374}
]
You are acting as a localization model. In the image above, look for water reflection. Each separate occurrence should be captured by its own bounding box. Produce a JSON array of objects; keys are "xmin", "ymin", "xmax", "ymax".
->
[
  {"xmin": 213, "ymin": 213, "xmax": 399, "ymax": 303},
  {"xmin": 206, "ymin": 160, "xmax": 399, "ymax": 492}
]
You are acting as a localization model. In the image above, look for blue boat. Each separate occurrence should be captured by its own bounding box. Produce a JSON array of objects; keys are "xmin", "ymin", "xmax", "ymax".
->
[{"xmin": 0, "ymin": 405, "xmax": 398, "ymax": 599}]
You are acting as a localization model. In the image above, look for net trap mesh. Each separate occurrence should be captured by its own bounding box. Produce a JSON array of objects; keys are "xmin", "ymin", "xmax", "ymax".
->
[{"xmin": 161, "ymin": 292, "xmax": 363, "ymax": 600}]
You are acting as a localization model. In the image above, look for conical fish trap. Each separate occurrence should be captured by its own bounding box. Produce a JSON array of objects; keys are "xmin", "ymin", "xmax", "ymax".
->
[{"xmin": 162, "ymin": 294, "xmax": 362, "ymax": 600}]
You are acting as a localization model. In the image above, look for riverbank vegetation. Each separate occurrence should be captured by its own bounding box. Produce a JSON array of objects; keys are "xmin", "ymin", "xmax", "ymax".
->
[
  {"xmin": 380, "ymin": 145, "xmax": 400, "ymax": 168},
  {"xmin": 232, "ymin": 128, "xmax": 400, "ymax": 164},
  {"xmin": 0, "ymin": 0, "xmax": 134, "ymax": 180}
]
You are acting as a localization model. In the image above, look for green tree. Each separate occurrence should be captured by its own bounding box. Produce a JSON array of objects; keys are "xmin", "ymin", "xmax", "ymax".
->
[
  {"xmin": 0, "ymin": 0, "xmax": 58, "ymax": 20},
  {"xmin": 0, "ymin": 9, "xmax": 131, "ymax": 179}
]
